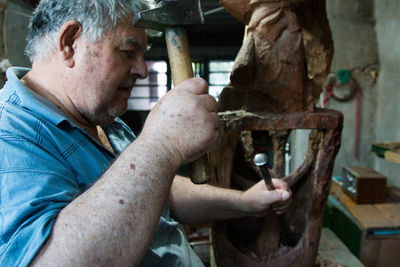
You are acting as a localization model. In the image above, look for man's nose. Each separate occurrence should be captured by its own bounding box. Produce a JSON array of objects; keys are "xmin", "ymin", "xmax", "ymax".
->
[{"xmin": 131, "ymin": 55, "xmax": 148, "ymax": 79}]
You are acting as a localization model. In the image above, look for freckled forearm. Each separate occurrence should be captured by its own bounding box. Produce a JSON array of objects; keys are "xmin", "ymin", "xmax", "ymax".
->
[
  {"xmin": 169, "ymin": 176, "xmax": 247, "ymax": 225},
  {"xmin": 31, "ymin": 136, "xmax": 181, "ymax": 266}
]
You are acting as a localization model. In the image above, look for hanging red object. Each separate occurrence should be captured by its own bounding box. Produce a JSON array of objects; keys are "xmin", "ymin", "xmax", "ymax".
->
[{"xmin": 322, "ymin": 75, "xmax": 361, "ymax": 159}]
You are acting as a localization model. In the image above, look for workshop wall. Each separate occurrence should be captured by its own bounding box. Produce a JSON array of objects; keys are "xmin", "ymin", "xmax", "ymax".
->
[
  {"xmin": 291, "ymin": 0, "xmax": 400, "ymax": 187},
  {"xmin": 323, "ymin": 0, "xmax": 379, "ymax": 179},
  {"xmin": 0, "ymin": 0, "xmax": 32, "ymax": 86},
  {"xmin": 373, "ymin": 0, "xmax": 400, "ymax": 187}
]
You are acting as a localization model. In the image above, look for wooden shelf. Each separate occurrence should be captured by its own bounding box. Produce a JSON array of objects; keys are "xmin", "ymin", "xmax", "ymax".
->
[{"xmin": 372, "ymin": 142, "xmax": 400, "ymax": 164}]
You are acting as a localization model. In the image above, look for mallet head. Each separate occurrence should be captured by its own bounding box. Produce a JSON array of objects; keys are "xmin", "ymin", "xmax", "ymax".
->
[{"xmin": 133, "ymin": 0, "xmax": 204, "ymax": 31}]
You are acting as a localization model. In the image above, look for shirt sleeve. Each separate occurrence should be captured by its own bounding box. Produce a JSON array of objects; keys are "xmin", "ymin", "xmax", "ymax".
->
[{"xmin": 0, "ymin": 132, "xmax": 81, "ymax": 267}]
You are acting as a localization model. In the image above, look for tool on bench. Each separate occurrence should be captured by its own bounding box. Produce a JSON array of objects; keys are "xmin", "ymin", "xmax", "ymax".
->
[
  {"xmin": 133, "ymin": 0, "xmax": 210, "ymax": 184},
  {"xmin": 253, "ymin": 153, "xmax": 275, "ymax": 190}
]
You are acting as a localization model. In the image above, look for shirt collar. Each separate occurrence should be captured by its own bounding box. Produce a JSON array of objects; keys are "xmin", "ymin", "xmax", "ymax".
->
[{"xmin": 5, "ymin": 67, "xmax": 76, "ymax": 127}]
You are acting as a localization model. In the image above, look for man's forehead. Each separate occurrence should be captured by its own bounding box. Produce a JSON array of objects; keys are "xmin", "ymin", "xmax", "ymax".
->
[
  {"xmin": 111, "ymin": 21, "xmax": 147, "ymax": 42},
  {"xmin": 122, "ymin": 34, "xmax": 148, "ymax": 49}
]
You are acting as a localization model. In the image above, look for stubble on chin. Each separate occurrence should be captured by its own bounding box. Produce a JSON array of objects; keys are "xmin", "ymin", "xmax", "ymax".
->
[{"xmin": 86, "ymin": 104, "xmax": 128, "ymax": 126}]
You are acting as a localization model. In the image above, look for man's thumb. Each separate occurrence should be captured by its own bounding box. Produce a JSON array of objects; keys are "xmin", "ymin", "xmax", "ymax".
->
[{"xmin": 280, "ymin": 190, "xmax": 290, "ymax": 201}]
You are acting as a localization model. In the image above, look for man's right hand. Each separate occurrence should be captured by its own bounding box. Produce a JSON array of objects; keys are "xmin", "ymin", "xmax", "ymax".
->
[{"xmin": 140, "ymin": 77, "xmax": 220, "ymax": 165}]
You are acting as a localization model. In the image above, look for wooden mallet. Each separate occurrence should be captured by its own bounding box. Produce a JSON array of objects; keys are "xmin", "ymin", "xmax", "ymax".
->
[{"xmin": 133, "ymin": 0, "xmax": 211, "ymax": 184}]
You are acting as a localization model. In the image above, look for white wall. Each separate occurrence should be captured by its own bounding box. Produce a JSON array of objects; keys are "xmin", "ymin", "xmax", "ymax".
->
[
  {"xmin": 0, "ymin": 0, "xmax": 32, "ymax": 86},
  {"xmin": 373, "ymin": 0, "xmax": 400, "ymax": 187},
  {"xmin": 291, "ymin": 0, "xmax": 400, "ymax": 187}
]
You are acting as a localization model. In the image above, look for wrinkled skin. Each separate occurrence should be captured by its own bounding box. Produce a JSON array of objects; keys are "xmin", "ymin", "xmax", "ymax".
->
[{"xmin": 142, "ymin": 78, "xmax": 220, "ymax": 164}]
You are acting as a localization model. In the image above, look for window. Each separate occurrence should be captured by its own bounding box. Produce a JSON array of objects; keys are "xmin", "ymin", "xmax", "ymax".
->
[
  {"xmin": 128, "ymin": 60, "xmax": 169, "ymax": 111},
  {"xmin": 193, "ymin": 60, "xmax": 234, "ymax": 101},
  {"xmin": 208, "ymin": 60, "xmax": 234, "ymax": 100},
  {"xmin": 127, "ymin": 59, "xmax": 234, "ymax": 111}
]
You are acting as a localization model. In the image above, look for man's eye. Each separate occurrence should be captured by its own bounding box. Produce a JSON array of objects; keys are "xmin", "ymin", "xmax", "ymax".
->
[{"xmin": 121, "ymin": 50, "xmax": 136, "ymax": 58}]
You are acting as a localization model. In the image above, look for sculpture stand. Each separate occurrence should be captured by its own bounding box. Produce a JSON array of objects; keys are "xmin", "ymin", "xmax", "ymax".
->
[{"xmin": 209, "ymin": 108, "xmax": 343, "ymax": 266}]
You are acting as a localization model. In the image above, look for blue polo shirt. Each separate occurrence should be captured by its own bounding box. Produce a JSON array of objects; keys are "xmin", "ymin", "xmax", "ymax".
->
[{"xmin": 0, "ymin": 67, "xmax": 203, "ymax": 266}]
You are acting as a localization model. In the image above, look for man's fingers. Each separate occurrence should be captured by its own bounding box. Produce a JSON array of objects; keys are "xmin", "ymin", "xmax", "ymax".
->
[
  {"xmin": 271, "ymin": 189, "xmax": 292, "ymax": 214},
  {"xmin": 178, "ymin": 77, "xmax": 209, "ymax": 95},
  {"xmin": 278, "ymin": 189, "xmax": 291, "ymax": 201},
  {"xmin": 272, "ymin": 178, "xmax": 289, "ymax": 191},
  {"xmin": 263, "ymin": 189, "xmax": 290, "ymax": 204},
  {"xmin": 241, "ymin": 179, "xmax": 292, "ymax": 217},
  {"xmin": 199, "ymin": 94, "xmax": 217, "ymax": 112}
]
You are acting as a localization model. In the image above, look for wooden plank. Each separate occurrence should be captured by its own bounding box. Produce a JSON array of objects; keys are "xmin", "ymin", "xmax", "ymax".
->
[
  {"xmin": 347, "ymin": 205, "xmax": 396, "ymax": 230},
  {"xmin": 372, "ymin": 142, "xmax": 400, "ymax": 157},
  {"xmin": 330, "ymin": 182, "xmax": 399, "ymax": 230},
  {"xmin": 219, "ymin": 108, "xmax": 343, "ymax": 130},
  {"xmin": 374, "ymin": 203, "xmax": 400, "ymax": 226},
  {"xmin": 385, "ymin": 150, "xmax": 400, "ymax": 164}
]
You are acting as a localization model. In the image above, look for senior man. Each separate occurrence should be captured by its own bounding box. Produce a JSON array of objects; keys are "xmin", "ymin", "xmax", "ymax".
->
[{"xmin": 0, "ymin": 0, "xmax": 291, "ymax": 266}]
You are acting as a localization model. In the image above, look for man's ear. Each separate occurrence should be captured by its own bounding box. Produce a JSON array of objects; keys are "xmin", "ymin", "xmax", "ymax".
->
[{"xmin": 58, "ymin": 20, "xmax": 82, "ymax": 68}]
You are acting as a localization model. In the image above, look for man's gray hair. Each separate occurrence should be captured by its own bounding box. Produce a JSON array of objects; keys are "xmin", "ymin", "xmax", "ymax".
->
[{"xmin": 25, "ymin": 0, "xmax": 152, "ymax": 63}]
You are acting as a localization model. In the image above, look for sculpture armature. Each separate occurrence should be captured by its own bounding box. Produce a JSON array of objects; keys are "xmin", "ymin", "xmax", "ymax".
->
[
  {"xmin": 218, "ymin": 0, "xmax": 333, "ymax": 113},
  {"xmin": 209, "ymin": 0, "xmax": 342, "ymax": 266}
]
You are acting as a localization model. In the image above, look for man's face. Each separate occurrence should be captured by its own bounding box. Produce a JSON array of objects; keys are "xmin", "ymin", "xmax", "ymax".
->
[{"xmin": 71, "ymin": 21, "xmax": 148, "ymax": 126}]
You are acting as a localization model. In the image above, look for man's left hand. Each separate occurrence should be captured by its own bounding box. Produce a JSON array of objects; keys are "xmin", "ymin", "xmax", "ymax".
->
[{"xmin": 239, "ymin": 179, "xmax": 292, "ymax": 217}]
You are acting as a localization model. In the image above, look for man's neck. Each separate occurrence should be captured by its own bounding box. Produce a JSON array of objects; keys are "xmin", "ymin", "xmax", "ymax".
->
[{"xmin": 21, "ymin": 67, "xmax": 100, "ymax": 141}]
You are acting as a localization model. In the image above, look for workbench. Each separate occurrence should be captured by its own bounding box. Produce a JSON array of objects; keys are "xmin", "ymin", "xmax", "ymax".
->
[{"xmin": 324, "ymin": 180, "xmax": 400, "ymax": 267}]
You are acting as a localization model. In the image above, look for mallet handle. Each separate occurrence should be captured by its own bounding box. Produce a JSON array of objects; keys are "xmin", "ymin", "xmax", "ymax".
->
[{"xmin": 165, "ymin": 27, "xmax": 210, "ymax": 184}]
